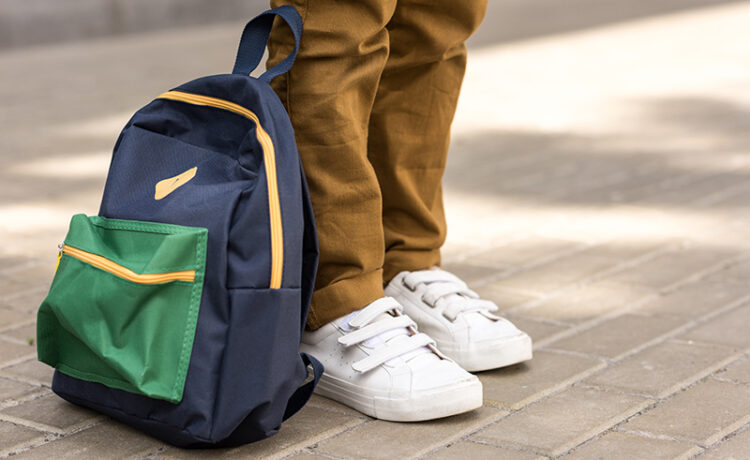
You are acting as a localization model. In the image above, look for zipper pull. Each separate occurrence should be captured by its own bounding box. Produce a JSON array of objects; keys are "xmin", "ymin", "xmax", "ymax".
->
[{"xmin": 55, "ymin": 243, "xmax": 63, "ymax": 275}]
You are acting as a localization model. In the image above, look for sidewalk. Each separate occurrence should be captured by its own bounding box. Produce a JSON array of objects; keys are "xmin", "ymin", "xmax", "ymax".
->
[{"xmin": 2, "ymin": 1, "xmax": 750, "ymax": 458}]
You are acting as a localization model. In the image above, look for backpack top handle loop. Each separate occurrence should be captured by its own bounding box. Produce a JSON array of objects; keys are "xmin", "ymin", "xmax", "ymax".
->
[{"xmin": 232, "ymin": 5, "xmax": 303, "ymax": 83}]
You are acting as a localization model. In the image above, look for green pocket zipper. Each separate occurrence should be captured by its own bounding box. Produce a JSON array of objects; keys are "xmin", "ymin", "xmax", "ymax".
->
[{"xmin": 60, "ymin": 244, "xmax": 197, "ymax": 284}]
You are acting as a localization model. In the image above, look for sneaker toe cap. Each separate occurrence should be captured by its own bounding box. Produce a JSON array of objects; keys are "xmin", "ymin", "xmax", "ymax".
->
[
  {"xmin": 465, "ymin": 313, "xmax": 522, "ymax": 342},
  {"xmin": 409, "ymin": 358, "xmax": 477, "ymax": 392}
]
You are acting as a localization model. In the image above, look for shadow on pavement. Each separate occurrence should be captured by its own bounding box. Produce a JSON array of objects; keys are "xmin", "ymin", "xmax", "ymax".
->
[{"xmin": 445, "ymin": 96, "xmax": 750, "ymax": 211}]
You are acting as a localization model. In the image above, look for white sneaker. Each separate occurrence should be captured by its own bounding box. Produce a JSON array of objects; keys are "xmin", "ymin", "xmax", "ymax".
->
[
  {"xmin": 385, "ymin": 268, "xmax": 532, "ymax": 372},
  {"xmin": 301, "ymin": 297, "xmax": 483, "ymax": 421}
]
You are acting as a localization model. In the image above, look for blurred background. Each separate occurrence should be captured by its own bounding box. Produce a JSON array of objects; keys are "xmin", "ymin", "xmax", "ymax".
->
[
  {"xmin": 2, "ymin": 1, "xmax": 750, "ymax": 458},
  {"xmin": 1, "ymin": 0, "xmax": 746, "ymax": 48},
  {"xmin": 2, "ymin": 0, "xmax": 750, "ymax": 262}
]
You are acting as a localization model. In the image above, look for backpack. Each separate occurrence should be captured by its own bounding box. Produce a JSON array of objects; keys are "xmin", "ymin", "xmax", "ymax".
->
[{"xmin": 35, "ymin": 6, "xmax": 323, "ymax": 447}]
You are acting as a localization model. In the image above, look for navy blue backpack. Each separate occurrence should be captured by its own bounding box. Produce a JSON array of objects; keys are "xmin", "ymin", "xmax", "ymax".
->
[{"xmin": 37, "ymin": 6, "xmax": 323, "ymax": 447}]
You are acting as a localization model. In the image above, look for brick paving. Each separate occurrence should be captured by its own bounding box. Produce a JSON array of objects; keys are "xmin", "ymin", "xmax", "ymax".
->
[{"xmin": 2, "ymin": 1, "xmax": 750, "ymax": 458}]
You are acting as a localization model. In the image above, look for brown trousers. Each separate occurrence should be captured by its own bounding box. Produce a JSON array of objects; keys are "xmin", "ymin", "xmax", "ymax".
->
[{"xmin": 267, "ymin": 0, "xmax": 488, "ymax": 329}]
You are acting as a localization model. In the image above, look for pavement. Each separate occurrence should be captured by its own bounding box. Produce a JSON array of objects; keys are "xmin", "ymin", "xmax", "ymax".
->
[{"xmin": 2, "ymin": 1, "xmax": 750, "ymax": 458}]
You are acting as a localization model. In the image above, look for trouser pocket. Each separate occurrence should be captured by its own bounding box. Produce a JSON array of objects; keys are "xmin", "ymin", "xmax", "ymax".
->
[{"xmin": 37, "ymin": 214, "xmax": 208, "ymax": 404}]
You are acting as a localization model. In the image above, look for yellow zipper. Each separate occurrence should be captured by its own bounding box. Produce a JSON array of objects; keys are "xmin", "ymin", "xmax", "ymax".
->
[
  {"xmin": 62, "ymin": 244, "xmax": 196, "ymax": 284},
  {"xmin": 156, "ymin": 90, "xmax": 284, "ymax": 289}
]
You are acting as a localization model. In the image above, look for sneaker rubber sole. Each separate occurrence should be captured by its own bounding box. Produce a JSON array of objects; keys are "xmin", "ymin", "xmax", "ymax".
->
[
  {"xmin": 438, "ymin": 332, "xmax": 533, "ymax": 372},
  {"xmin": 313, "ymin": 372, "xmax": 483, "ymax": 422}
]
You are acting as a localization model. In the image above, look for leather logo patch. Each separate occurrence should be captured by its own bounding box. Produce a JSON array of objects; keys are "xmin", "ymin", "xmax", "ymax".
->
[{"xmin": 154, "ymin": 167, "xmax": 197, "ymax": 200}]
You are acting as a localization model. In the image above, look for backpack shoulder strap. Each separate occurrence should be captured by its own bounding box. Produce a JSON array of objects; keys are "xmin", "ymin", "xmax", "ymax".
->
[
  {"xmin": 232, "ymin": 5, "xmax": 303, "ymax": 83},
  {"xmin": 283, "ymin": 353, "xmax": 324, "ymax": 421}
]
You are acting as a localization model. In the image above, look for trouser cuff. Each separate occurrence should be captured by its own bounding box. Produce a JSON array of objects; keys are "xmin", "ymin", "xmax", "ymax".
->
[
  {"xmin": 307, "ymin": 268, "xmax": 385, "ymax": 330},
  {"xmin": 383, "ymin": 248, "xmax": 442, "ymax": 285}
]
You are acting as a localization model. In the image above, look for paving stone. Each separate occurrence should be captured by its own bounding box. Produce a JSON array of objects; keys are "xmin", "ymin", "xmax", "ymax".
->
[
  {"xmin": 2, "ymin": 322, "xmax": 37, "ymax": 345},
  {"xmin": 702, "ymin": 180, "xmax": 750, "ymax": 208},
  {"xmin": 429, "ymin": 441, "xmax": 544, "ymax": 460},
  {"xmin": 0, "ymin": 338, "xmax": 37, "ymax": 364},
  {"xmin": 681, "ymin": 303, "xmax": 750, "ymax": 349},
  {"xmin": 12, "ymin": 421, "xmax": 163, "ymax": 459},
  {"xmin": 0, "ymin": 376, "xmax": 37, "ymax": 402},
  {"xmin": 0, "ymin": 420, "xmax": 45, "ymax": 456},
  {"xmin": 532, "ymin": 209, "xmax": 657, "ymax": 244},
  {"xmin": 159, "ymin": 405, "xmax": 364, "ymax": 459},
  {"xmin": 441, "ymin": 242, "xmax": 476, "ymax": 262},
  {"xmin": 706, "ymin": 258, "xmax": 750, "ymax": 284},
  {"xmin": 0, "ymin": 358, "xmax": 54, "ymax": 386},
  {"xmin": 283, "ymin": 452, "xmax": 330, "ymax": 460},
  {"xmin": 473, "ymin": 284, "xmax": 538, "ymax": 313},
  {"xmin": 0, "ymin": 276, "xmax": 36, "ymax": 300},
  {"xmin": 700, "ymin": 427, "xmax": 750, "ymax": 460},
  {"xmin": 442, "ymin": 261, "xmax": 504, "ymax": 285},
  {"xmin": 623, "ymin": 379, "xmax": 750, "ymax": 445},
  {"xmin": 719, "ymin": 358, "xmax": 750, "ymax": 383},
  {"xmin": 1, "ymin": 289, "xmax": 47, "ymax": 314},
  {"xmin": 585, "ymin": 340, "xmax": 740, "ymax": 398},
  {"xmin": 502, "ymin": 314, "xmax": 570, "ymax": 344},
  {"xmin": 305, "ymin": 394, "xmax": 370, "ymax": 419},
  {"xmin": 473, "ymin": 387, "xmax": 650, "ymax": 457},
  {"xmin": 604, "ymin": 248, "xmax": 733, "ymax": 289},
  {"xmin": 487, "ymin": 245, "xmax": 645, "ymax": 295},
  {"xmin": 0, "ymin": 256, "xmax": 30, "ymax": 274},
  {"xmin": 563, "ymin": 170, "xmax": 670, "ymax": 206},
  {"xmin": 479, "ymin": 350, "xmax": 605, "ymax": 409},
  {"xmin": 566, "ymin": 431, "xmax": 701, "ymax": 460},
  {"xmin": 472, "ymin": 236, "xmax": 584, "ymax": 268},
  {"xmin": 1, "ymin": 393, "xmax": 99, "ymax": 433},
  {"xmin": 641, "ymin": 171, "xmax": 750, "ymax": 207},
  {"xmin": 635, "ymin": 281, "xmax": 750, "ymax": 318},
  {"xmin": 6, "ymin": 262, "xmax": 56, "ymax": 288},
  {"xmin": 515, "ymin": 280, "xmax": 653, "ymax": 325},
  {"xmin": 0, "ymin": 306, "xmax": 32, "ymax": 330},
  {"xmin": 315, "ymin": 407, "xmax": 504, "ymax": 460},
  {"xmin": 549, "ymin": 313, "xmax": 687, "ymax": 359}
]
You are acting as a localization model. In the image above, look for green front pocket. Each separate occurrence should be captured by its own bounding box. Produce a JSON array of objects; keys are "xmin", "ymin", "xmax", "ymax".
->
[{"xmin": 37, "ymin": 214, "xmax": 208, "ymax": 403}]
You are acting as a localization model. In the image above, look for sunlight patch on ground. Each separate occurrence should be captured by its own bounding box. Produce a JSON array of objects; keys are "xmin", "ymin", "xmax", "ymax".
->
[
  {"xmin": 8, "ymin": 151, "xmax": 111, "ymax": 179},
  {"xmin": 443, "ymin": 189, "xmax": 744, "ymax": 250},
  {"xmin": 51, "ymin": 112, "xmax": 131, "ymax": 139},
  {"xmin": 0, "ymin": 203, "xmax": 73, "ymax": 234},
  {"xmin": 454, "ymin": 2, "xmax": 750, "ymax": 137}
]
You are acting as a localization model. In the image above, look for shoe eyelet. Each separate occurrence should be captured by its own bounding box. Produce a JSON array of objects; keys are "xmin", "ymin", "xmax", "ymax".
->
[{"xmin": 421, "ymin": 294, "xmax": 435, "ymax": 308}]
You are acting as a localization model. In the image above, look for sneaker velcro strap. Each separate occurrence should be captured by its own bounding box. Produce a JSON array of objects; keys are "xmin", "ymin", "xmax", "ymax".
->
[
  {"xmin": 403, "ymin": 269, "xmax": 467, "ymax": 290},
  {"xmin": 348, "ymin": 297, "xmax": 402, "ymax": 328},
  {"xmin": 422, "ymin": 282, "xmax": 478, "ymax": 306},
  {"xmin": 337, "ymin": 315, "xmax": 416, "ymax": 347},
  {"xmin": 443, "ymin": 298, "xmax": 499, "ymax": 321},
  {"xmin": 351, "ymin": 333, "xmax": 435, "ymax": 373}
]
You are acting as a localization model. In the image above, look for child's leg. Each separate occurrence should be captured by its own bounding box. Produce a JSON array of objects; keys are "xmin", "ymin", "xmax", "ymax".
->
[
  {"xmin": 367, "ymin": 0, "xmax": 489, "ymax": 283},
  {"xmin": 265, "ymin": 0, "xmax": 488, "ymax": 422},
  {"xmin": 267, "ymin": 0, "xmax": 398, "ymax": 330},
  {"xmin": 367, "ymin": 1, "xmax": 533, "ymax": 372}
]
